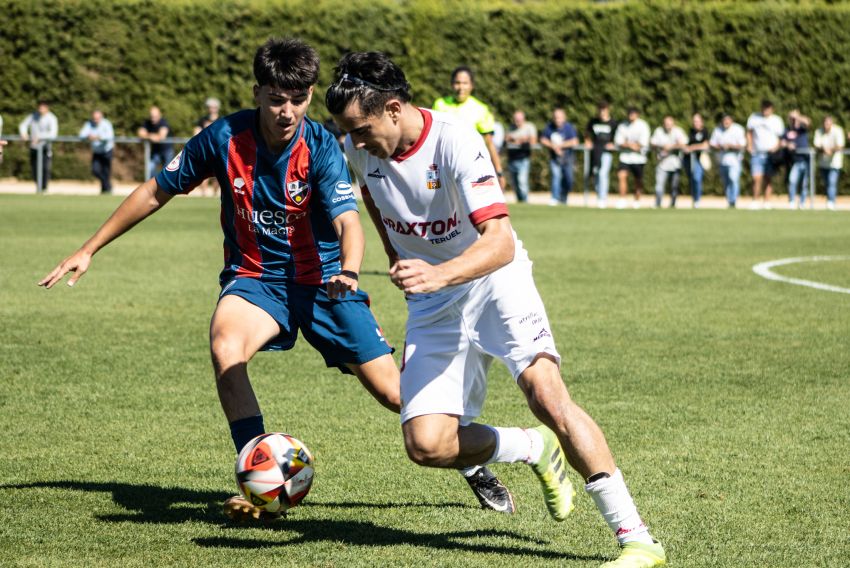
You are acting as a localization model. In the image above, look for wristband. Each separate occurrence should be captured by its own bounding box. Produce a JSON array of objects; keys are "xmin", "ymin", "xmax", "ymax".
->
[
  {"xmin": 339, "ymin": 270, "xmax": 359, "ymax": 281},
  {"xmin": 496, "ymin": 171, "xmax": 504, "ymax": 177}
]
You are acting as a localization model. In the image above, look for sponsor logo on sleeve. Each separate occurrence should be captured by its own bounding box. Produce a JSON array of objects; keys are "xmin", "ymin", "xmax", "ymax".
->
[
  {"xmin": 332, "ymin": 180, "xmax": 355, "ymax": 203},
  {"xmin": 165, "ymin": 151, "xmax": 182, "ymax": 172},
  {"xmin": 471, "ymin": 174, "xmax": 497, "ymax": 188}
]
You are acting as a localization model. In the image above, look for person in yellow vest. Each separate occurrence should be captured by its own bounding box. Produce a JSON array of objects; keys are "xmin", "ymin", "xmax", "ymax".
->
[{"xmin": 434, "ymin": 66, "xmax": 505, "ymax": 190}]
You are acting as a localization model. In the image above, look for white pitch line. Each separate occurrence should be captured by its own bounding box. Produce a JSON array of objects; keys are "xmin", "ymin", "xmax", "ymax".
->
[{"xmin": 752, "ymin": 256, "xmax": 850, "ymax": 295}]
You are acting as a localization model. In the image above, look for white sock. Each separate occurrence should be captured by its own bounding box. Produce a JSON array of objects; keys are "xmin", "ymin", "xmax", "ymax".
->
[
  {"xmin": 585, "ymin": 468, "xmax": 653, "ymax": 545},
  {"xmin": 484, "ymin": 426, "xmax": 541, "ymax": 464},
  {"xmin": 459, "ymin": 465, "xmax": 482, "ymax": 477}
]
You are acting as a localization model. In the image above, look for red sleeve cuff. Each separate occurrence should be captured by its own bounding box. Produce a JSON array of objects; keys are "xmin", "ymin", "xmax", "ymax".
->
[{"xmin": 469, "ymin": 203, "xmax": 509, "ymax": 226}]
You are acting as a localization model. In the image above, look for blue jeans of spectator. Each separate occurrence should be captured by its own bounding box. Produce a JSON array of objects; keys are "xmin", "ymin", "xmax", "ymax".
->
[
  {"xmin": 719, "ymin": 162, "xmax": 741, "ymax": 206},
  {"xmin": 593, "ymin": 151, "xmax": 613, "ymax": 202},
  {"xmin": 549, "ymin": 156, "xmax": 574, "ymax": 204},
  {"xmin": 787, "ymin": 159, "xmax": 809, "ymax": 206},
  {"xmin": 654, "ymin": 167, "xmax": 681, "ymax": 207},
  {"xmin": 508, "ymin": 157, "xmax": 531, "ymax": 202},
  {"xmin": 820, "ymin": 168, "xmax": 840, "ymax": 204},
  {"xmin": 686, "ymin": 155, "xmax": 704, "ymax": 203},
  {"xmin": 148, "ymin": 148, "xmax": 175, "ymax": 179}
]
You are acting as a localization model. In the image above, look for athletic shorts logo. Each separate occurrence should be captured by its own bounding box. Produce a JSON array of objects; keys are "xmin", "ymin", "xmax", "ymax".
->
[
  {"xmin": 533, "ymin": 328, "xmax": 552, "ymax": 342},
  {"xmin": 165, "ymin": 151, "xmax": 182, "ymax": 172},
  {"xmin": 287, "ymin": 180, "xmax": 311, "ymax": 204},
  {"xmin": 426, "ymin": 163, "xmax": 441, "ymax": 190},
  {"xmin": 367, "ymin": 168, "xmax": 386, "ymax": 179}
]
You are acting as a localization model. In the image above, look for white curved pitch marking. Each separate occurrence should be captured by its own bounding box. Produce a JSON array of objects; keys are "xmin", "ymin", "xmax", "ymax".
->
[{"xmin": 752, "ymin": 256, "xmax": 850, "ymax": 295}]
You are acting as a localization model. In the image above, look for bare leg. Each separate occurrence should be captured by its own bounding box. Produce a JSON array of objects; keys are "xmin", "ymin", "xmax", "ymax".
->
[
  {"xmin": 618, "ymin": 169, "xmax": 629, "ymax": 198},
  {"xmin": 517, "ymin": 355, "xmax": 615, "ymax": 479},
  {"xmin": 402, "ymin": 414, "xmax": 497, "ymax": 468},
  {"xmin": 346, "ymin": 354, "xmax": 401, "ymax": 413},
  {"xmin": 210, "ymin": 295, "xmax": 280, "ymax": 421}
]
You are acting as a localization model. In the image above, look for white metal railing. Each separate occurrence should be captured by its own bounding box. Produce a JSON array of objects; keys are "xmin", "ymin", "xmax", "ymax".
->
[{"xmin": 1, "ymin": 134, "xmax": 189, "ymax": 193}]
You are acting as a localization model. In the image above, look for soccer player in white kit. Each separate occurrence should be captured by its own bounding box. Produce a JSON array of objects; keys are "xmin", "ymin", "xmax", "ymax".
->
[{"xmin": 327, "ymin": 52, "xmax": 666, "ymax": 568}]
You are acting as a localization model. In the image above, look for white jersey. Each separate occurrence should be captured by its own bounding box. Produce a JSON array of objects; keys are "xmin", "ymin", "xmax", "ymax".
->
[{"xmin": 345, "ymin": 108, "xmax": 529, "ymax": 311}]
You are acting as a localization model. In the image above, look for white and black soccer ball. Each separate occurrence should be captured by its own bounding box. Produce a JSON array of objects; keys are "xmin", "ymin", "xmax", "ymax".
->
[{"xmin": 235, "ymin": 433, "xmax": 315, "ymax": 513}]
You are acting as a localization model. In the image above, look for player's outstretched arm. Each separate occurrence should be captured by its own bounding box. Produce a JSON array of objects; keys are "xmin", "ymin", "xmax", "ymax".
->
[
  {"xmin": 390, "ymin": 216, "xmax": 514, "ymax": 295},
  {"xmin": 38, "ymin": 178, "xmax": 173, "ymax": 288},
  {"xmin": 327, "ymin": 209, "xmax": 365, "ymax": 299}
]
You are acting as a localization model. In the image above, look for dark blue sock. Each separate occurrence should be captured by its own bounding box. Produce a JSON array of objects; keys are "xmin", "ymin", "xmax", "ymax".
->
[{"xmin": 229, "ymin": 414, "xmax": 265, "ymax": 453}]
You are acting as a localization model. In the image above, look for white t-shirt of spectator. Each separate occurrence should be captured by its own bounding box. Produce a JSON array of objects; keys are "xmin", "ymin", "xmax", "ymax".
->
[
  {"xmin": 614, "ymin": 118, "xmax": 650, "ymax": 164},
  {"xmin": 814, "ymin": 125, "xmax": 845, "ymax": 170},
  {"xmin": 746, "ymin": 112, "xmax": 784, "ymax": 153},
  {"xmin": 710, "ymin": 123, "xmax": 747, "ymax": 167},
  {"xmin": 650, "ymin": 125, "xmax": 687, "ymax": 171}
]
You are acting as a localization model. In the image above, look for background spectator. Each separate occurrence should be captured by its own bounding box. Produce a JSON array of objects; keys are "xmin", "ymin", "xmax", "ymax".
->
[
  {"xmin": 710, "ymin": 113, "xmax": 747, "ymax": 208},
  {"xmin": 194, "ymin": 97, "xmax": 223, "ymax": 197},
  {"xmin": 614, "ymin": 106, "xmax": 650, "ymax": 209},
  {"xmin": 18, "ymin": 100, "xmax": 58, "ymax": 191},
  {"xmin": 540, "ymin": 108, "xmax": 579, "ymax": 206},
  {"xmin": 137, "ymin": 105, "xmax": 173, "ymax": 179},
  {"xmin": 193, "ymin": 97, "xmax": 221, "ymax": 135},
  {"xmin": 78, "ymin": 109, "xmax": 115, "ymax": 194},
  {"xmin": 746, "ymin": 99, "xmax": 784, "ymax": 209},
  {"xmin": 684, "ymin": 113, "xmax": 710, "ymax": 208},
  {"xmin": 433, "ymin": 66, "xmax": 505, "ymax": 189},
  {"xmin": 504, "ymin": 109, "xmax": 537, "ymax": 203},
  {"xmin": 585, "ymin": 100, "xmax": 618, "ymax": 208},
  {"xmin": 782, "ymin": 109, "xmax": 811, "ymax": 209},
  {"xmin": 650, "ymin": 115, "xmax": 688, "ymax": 208},
  {"xmin": 813, "ymin": 115, "xmax": 844, "ymax": 211}
]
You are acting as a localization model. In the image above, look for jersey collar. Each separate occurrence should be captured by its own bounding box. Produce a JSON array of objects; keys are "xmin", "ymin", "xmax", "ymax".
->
[{"xmin": 392, "ymin": 108, "xmax": 432, "ymax": 163}]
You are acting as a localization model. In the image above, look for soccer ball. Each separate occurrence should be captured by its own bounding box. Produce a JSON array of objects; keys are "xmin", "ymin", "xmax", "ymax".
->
[{"xmin": 235, "ymin": 432, "xmax": 315, "ymax": 513}]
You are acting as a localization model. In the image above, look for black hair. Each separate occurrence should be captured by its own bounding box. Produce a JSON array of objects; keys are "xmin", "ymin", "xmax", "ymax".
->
[
  {"xmin": 253, "ymin": 38, "xmax": 319, "ymax": 90},
  {"xmin": 325, "ymin": 51, "xmax": 412, "ymax": 117},
  {"xmin": 450, "ymin": 65, "xmax": 475, "ymax": 84},
  {"xmin": 761, "ymin": 98, "xmax": 774, "ymax": 110},
  {"xmin": 597, "ymin": 99, "xmax": 610, "ymax": 110}
]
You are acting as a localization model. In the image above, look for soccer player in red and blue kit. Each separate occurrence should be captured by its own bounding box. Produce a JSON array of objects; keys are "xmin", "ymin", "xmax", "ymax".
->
[{"xmin": 39, "ymin": 38, "xmax": 511, "ymax": 520}]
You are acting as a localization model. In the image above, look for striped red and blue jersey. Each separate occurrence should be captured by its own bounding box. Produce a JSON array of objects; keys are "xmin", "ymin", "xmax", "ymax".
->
[{"xmin": 156, "ymin": 110, "xmax": 358, "ymax": 285}]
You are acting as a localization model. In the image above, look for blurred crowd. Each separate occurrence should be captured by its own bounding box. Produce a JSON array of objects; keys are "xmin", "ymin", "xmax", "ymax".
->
[{"xmin": 1, "ymin": 78, "xmax": 846, "ymax": 211}]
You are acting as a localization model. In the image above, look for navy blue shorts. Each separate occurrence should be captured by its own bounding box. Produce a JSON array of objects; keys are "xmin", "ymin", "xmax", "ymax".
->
[{"xmin": 219, "ymin": 277, "xmax": 393, "ymax": 374}]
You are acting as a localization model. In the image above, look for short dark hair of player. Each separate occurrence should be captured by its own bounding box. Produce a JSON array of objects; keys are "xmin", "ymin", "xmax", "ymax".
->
[
  {"xmin": 761, "ymin": 99, "xmax": 774, "ymax": 111},
  {"xmin": 597, "ymin": 99, "xmax": 610, "ymax": 111},
  {"xmin": 450, "ymin": 65, "xmax": 475, "ymax": 84},
  {"xmin": 253, "ymin": 38, "xmax": 319, "ymax": 91},
  {"xmin": 325, "ymin": 51, "xmax": 412, "ymax": 117}
]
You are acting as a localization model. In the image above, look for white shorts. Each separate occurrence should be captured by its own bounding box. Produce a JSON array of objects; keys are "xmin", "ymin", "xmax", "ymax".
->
[{"xmin": 399, "ymin": 259, "xmax": 561, "ymax": 425}]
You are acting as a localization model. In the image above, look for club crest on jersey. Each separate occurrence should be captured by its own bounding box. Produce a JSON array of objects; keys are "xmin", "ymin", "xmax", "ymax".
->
[
  {"xmin": 287, "ymin": 180, "xmax": 311, "ymax": 204},
  {"xmin": 426, "ymin": 163, "xmax": 441, "ymax": 190}
]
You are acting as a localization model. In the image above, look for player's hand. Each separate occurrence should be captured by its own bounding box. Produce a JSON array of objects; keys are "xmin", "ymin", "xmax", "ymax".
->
[
  {"xmin": 38, "ymin": 249, "xmax": 93, "ymax": 289},
  {"xmin": 389, "ymin": 259, "xmax": 448, "ymax": 295},
  {"xmin": 327, "ymin": 271, "xmax": 359, "ymax": 299}
]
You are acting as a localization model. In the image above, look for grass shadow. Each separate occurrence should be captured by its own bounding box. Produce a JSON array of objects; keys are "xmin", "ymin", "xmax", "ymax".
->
[
  {"xmin": 3, "ymin": 480, "xmax": 607, "ymax": 561},
  {"xmin": 196, "ymin": 519, "xmax": 605, "ymax": 561}
]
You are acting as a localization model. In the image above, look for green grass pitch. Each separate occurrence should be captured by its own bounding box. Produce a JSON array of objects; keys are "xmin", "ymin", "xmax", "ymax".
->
[{"xmin": 1, "ymin": 194, "xmax": 848, "ymax": 567}]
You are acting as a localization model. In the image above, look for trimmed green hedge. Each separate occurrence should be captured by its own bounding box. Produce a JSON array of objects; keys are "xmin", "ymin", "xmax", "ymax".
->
[{"xmin": 2, "ymin": 0, "xmax": 849, "ymax": 193}]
